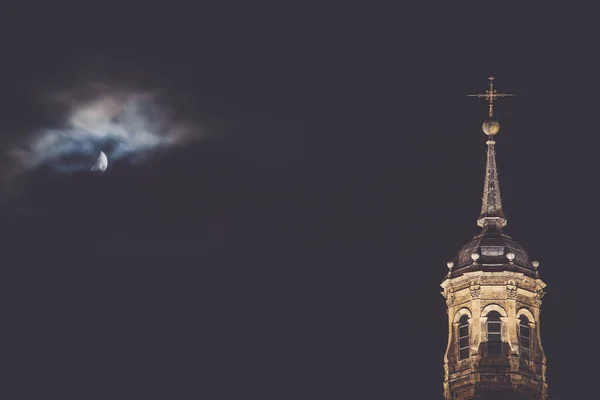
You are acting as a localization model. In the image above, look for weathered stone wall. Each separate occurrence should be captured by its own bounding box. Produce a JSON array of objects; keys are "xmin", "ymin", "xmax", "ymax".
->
[{"xmin": 441, "ymin": 271, "xmax": 547, "ymax": 400}]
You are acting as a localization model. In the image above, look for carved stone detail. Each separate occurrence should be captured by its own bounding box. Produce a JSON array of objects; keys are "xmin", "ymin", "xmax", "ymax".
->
[
  {"xmin": 532, "ymin": 288, "xmax": 545, "ymax": 307},
  {"xmin": 469, "ymin": 281, "xmax": 481, "ymax": 298},
  {"xmin": 509, "ymin": 356, "xmax": 520, "ymax": 372},
  {"xmin": 469, "ymin": 356, "xmax": 480, "ymax": 370},
  {"xmin": 506, "ymin": 280, "xmax": 518, "ymax": 299}
]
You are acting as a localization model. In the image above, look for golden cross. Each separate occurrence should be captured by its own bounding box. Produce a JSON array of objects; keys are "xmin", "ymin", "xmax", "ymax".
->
[{"xmin": 467, "ymin": 76, "xmax": 515, "ymax": 117}]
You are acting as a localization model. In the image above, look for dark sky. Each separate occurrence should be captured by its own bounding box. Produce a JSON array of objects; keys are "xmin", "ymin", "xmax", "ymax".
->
[{"xmin": 2, "ymin": 3, "xmax": 597, "ymax": 399}]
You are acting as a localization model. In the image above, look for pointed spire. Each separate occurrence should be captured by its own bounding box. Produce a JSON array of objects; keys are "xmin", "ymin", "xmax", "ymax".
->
[
  {"xmin": 468, "ymin": 77, "xmax": 515, "ymax": 228},
  {"xmin": 477, "ymin": 137, "xmax": 506, "ymax": 228}
]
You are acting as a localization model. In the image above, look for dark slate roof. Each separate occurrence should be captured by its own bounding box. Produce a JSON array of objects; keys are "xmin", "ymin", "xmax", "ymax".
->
[{"xmin": 450, "ymin": 225, "xmax": 538, "ymax": 278}]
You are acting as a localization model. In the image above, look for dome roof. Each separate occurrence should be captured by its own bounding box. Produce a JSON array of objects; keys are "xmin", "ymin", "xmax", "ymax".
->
[{"xmin": 451, "ymin": 225, "xmax": 537, "ymax": 278}]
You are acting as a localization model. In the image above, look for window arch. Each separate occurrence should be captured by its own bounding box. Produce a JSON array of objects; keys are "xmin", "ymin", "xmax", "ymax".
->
[
  {"xmin": 516, "ymin": 307, "xmax": 535, "ymax": 322},
  {"xmin": 458, "ymin": 315, "xmax": 470, "ymax": 360},
  {"xmin": 519, "ymin": 315, "xmax": 531, "ymax": 358},
  {"xmin": 481, "ymin": 303, "xmax": 507, "ymax": 318},
  {"xmin": 453, "ymin": 308, "xmax": 472, "ymax": 323},
  {"xmin": 487, "ymin": 311, "xmax": 502, "ymax": 355}
]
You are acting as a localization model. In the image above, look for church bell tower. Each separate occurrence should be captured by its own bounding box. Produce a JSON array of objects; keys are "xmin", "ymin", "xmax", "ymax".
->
[{"xmin": 441, "ymin": 78, "xmax": 548, "ymax": 399}]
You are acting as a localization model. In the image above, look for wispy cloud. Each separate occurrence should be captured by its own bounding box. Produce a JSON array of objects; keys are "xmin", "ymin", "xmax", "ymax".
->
[{"xmin": 9, "ymin": 87, "xmax": 201, "ymax": 174}]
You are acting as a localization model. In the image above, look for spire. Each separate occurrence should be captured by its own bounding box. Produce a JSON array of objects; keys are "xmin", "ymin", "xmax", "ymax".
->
[
  {"xmin": 477, "ymin": 137, "xmax": 506, "ymax": 227},
  {"xmin": 468, "ymin": 77, "xmax": 515, "ymax": 228}
]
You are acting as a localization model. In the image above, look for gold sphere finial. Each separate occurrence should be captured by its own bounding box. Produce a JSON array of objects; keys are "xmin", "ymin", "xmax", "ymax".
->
[{"xmin": 482, "ymin": 119, "xmax": 500, "ymax": 136}]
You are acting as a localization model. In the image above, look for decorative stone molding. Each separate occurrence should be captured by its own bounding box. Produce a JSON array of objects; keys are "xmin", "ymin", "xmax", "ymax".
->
[
  {"xmin": 532, "ymin": 288, "xmax": 546, "ymax": 307},
  {"xmin": 481, "ymin": 303, "xmax": 508, "ymax": 317},
  {"xmin": 506, "ymin": 280, "xmax": 518, "ymax": 299},
  {"xmin": 469, "ymin": 281, "xmax": 481, "ymax": 298}
]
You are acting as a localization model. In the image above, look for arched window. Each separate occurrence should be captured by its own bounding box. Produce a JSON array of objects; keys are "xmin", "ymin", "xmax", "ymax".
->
[
  {"xmin": 487, "ymin": 311, "xmax": 502, "ymax": 355},
  {"xmin": 458, "ymin": 315, "xmax": 469, "ymax": 360},
  {"xmin": 519, "ymin": 315, "xmax": 531, "ymax": 358}
]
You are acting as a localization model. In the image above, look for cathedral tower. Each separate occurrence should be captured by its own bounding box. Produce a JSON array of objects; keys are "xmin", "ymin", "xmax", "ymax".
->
[{"xmin": 441, "ymin": 78, "xmax": 547, "ymax": 400}]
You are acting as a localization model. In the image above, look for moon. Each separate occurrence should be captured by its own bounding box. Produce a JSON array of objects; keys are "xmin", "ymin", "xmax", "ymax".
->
[{"xmin": 90, "ymin": 151, "xmax": 108, "ymax": 173}]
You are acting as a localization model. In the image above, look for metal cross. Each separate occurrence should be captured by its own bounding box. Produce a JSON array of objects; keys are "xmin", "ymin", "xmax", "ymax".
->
[{"xmin": 467, "ymin": 76, "xmax": 515, "ymax": 117}]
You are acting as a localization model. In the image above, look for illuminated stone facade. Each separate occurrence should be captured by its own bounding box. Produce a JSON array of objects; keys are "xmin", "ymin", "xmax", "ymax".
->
[
  {"xmin": 442, "ymin": 79, "xmax": 547, "ymax": 399},
  {"xmin": 441, "ymin": 269, "xmax": 547, "ymax": 399}
]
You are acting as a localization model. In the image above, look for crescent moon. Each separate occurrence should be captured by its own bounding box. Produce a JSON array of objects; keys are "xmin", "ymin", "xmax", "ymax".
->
[{"xmin": 90, "ymin": 151, "xmax": 108, "ymax": 173}]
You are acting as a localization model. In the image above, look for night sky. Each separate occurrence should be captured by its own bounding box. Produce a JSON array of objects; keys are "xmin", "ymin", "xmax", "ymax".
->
[{"xmin": 2, "ymin": 3, "xmax": 597, "ymax": 399}]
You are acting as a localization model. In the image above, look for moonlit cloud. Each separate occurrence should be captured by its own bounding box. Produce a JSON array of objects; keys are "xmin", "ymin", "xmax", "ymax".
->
[{"xmin": 9, "ymin": 86, "xmax": 201, "ymax": 175}]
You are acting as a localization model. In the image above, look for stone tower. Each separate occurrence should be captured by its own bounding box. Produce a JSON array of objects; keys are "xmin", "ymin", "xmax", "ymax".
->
[{"xmin": 441, "ymin": 78, "xmax": 547, "ymax": 400}]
